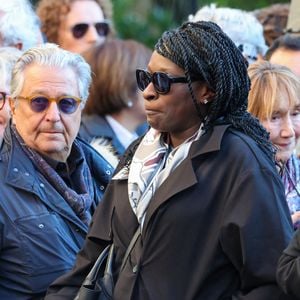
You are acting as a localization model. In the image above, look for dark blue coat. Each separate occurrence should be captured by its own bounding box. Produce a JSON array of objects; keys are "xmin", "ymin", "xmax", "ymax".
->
[{"xmin": 0, "ymin": 125, "xmax": 113, "ymax": 299}]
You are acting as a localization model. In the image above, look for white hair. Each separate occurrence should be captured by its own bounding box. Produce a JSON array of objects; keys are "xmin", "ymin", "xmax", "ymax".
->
[
  {"xmin": 189, "ymin": 4, "xmax": 268, "ymax": 63},
  {"xmin": 0, "ymin": 47, "xmax": 22, "ymax": 91},
  {"xmin": 11, "ymin": 43, "xmax": 92, "ymax": 104},
  {"xmin": 0, "ymin": 0, "xmax": 42, "ymax": 50}
]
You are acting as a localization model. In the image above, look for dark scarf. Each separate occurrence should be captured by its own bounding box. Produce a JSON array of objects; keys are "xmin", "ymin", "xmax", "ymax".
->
[{"xmin": 12, "ymin": 125, "xmax": 94, "ymax": 225}]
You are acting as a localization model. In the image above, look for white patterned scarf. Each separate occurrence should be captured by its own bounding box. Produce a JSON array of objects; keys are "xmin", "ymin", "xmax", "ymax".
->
[{"xmin": 114, "ymin": 126, "xmax": 202, "ymax": 227}]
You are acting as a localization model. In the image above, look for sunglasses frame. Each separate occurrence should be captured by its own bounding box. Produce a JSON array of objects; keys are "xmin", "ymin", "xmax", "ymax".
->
[
  {"xmin": 136, "ymin": 69, "xmax": 190, "ymax": 95},
  {"xmin": 71, "ymin": 20, "xmax": 110, "ymax": 39},
  {"xmin": 0, "ymin": 92, "xmax": 7, "ymax": 110},
  {"xmin": 16, "ymin": 95, "xmax": 82, "ymax": 114}
]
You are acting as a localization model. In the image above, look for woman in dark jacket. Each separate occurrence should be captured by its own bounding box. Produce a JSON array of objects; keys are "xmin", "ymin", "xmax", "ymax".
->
[{"xmin": 46, "ymin": 21, "xmax": 294, "ymax": 300}]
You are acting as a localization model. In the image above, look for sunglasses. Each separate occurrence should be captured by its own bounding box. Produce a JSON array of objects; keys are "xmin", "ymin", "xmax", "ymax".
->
[
  {"xmin": 16, "ymin": 95, "xmax": 82, "ymax": 114},
  {"xmin": 71, "ymin": 21, "xmax": 110, "ymax": 39},
  {"xmin": 0, "ymin": 92, "xmax": 7, "ymax": 110},
  {"xmin": 136, "ymin": 69, "xmax": 194, "ymax": 95}
]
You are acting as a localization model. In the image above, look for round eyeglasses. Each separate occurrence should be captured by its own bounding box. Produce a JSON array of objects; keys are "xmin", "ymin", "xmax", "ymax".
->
[
  {"xmin": 0, "ymin": 92, "xmax": 7, "ymax": 110},
  {"xmin": 16, "ymin": 95, "xmax": 82, "ymax": 114}
]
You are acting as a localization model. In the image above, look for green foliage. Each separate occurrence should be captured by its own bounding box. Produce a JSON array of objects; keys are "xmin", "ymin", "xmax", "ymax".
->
[
  {"xmin": 197, "ymin": 0, "xmax": 289, "ymax": 11},
  {"xmin": 113, "ymin": 0, "xmax": 177, "ymax": 49}
]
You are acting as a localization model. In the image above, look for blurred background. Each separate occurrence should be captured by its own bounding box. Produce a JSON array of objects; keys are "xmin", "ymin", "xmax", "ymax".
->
[{"xmin": 31, "ymin": 0, "xmax": 290, "ymax": 48}]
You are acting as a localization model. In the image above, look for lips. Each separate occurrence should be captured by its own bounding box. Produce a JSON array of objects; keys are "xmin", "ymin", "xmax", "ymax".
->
[{"xmin": 145, "ymin": 109, "xmax": 159, "ymax": 115}]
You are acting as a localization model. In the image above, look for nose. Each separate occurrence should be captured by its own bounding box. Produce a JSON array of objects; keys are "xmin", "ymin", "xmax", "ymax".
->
[
  {"xmin": 142, "ymin": 83, "xmax": 158, "ymax": 102},
  {"xmin": 45, "ymin": 101, "xmax": 61, "ymax": 122},
  {"xmin": 281, "ymin": 115, "xmax": 295, "ymax": 138},
  {"xmin": 85, "ymin": 25, "xmax": 101, "ymax": 43}
]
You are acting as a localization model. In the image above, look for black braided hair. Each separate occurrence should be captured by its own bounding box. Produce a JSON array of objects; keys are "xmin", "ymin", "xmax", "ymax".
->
[{"xmin": 155, "ymin": 21, "xmax": 275, "ymax": 160}]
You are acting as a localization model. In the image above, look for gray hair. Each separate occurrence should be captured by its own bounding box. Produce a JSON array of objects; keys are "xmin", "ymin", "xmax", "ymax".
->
[
  {"xmin": 0, "ymin": 47, "xmax": 22, "ymax": 90},
  {"xmin": 11, "ymin": 43, "xmax": 92, "ymax": 104},
  {"xmin": 0, "ymin": 0, "xmax": 42, "ymax": 51}
]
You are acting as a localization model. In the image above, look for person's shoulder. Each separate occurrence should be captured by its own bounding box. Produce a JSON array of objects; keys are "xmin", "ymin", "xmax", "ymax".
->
[
  {"xmin": 222, "ymin": 128, "xmax": 274, "ymax": 166},
  {"xmin": 76, "ymin": 137, "xmax": 113, "ymax": 170}
]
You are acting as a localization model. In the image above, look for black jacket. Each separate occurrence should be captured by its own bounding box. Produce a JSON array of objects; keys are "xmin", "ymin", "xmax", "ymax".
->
[{"xmin": 46, "ymin": 125, "xmax": 295, "ymax": 300}]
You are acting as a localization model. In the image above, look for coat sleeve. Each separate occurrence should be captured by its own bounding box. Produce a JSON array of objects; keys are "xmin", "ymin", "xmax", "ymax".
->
[
  {"xmin": 45, "ymin": 236, "xmax": 107, "ymax": 299},
  {"xmin": 277, "ymin": 228, "xmax": 300, "ymax": 298},
  {"xmin": 220, "ymin": 167, "xmax": 294, "ymax": 300}
]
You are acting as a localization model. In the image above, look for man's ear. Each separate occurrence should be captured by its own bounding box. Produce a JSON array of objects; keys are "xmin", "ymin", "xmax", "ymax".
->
[
  {"xmin": 8, "ymin": 96, "xmax": 16, "ymax": 115},
  {"xmin": 14, "ymin": 42, "xmax": 23, "ymax": 50}
]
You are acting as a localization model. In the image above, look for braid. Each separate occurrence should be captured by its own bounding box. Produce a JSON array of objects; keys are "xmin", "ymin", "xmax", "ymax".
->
[{"xmin": 155, "ymin": 21, "xmax": 275, "ymax": 160}]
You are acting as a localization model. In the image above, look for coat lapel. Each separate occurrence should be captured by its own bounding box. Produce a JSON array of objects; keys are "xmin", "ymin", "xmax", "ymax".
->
[{"xmin": 143, "ymin": 124, "xmax": 231, "ymax": 230}]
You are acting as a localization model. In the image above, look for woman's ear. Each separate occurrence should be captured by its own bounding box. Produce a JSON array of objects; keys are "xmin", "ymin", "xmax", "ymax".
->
[{"xmin": 196, "ymin": 84, "xmax": 215, "ymax": 105}]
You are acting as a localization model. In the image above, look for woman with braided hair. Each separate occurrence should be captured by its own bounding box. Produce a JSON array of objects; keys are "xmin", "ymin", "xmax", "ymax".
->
[{"xmin": 46, "ymin": 21, "xmax": 294, "ymax": 300}]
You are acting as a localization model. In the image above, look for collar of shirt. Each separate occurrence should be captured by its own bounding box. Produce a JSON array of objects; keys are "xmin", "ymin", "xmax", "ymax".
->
[{"xmin": 105, "ymin": 115, "xmax": 138, "ymax": 149}]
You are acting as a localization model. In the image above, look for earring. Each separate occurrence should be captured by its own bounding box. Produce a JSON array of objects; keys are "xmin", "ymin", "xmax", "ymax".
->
[
  {"xmin": 127, "ymin": 100, "xmax": 133, "ymax": 108},
  {"xmin": 203, "ymin": 99, "xmax": 208, "ymax": 104}
]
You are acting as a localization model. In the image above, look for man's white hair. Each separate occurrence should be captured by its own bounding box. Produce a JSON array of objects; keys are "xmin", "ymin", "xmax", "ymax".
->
[{"xmin": 11, "ymin": 43, "xmax": 92, "ymax": 104}]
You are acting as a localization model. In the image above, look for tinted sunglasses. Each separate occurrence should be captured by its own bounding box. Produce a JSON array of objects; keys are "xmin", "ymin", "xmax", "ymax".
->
[
  {"xmin": 16, "ymin": 95, "xmax": 82, "ymax": 114},
  {"xmin": 0, "ymin": 92, "xmax": 7, "ymax": 110},
  {"xmin": 136, "ymin": 69, "xmax": 193, "ymax": 94},
  {"xmin": 71, "ymin": 21, "xmax": 110, "ymax": 39}
]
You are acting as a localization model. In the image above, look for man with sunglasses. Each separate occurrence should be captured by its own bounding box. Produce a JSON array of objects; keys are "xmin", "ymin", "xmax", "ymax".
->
[
  {"xmin": 0, "ymin": 43, "xmax": 113, "ymax": 299},
  {"xmin": 37, "ymin": 0, "xmax": 113, "ymax": 54}
]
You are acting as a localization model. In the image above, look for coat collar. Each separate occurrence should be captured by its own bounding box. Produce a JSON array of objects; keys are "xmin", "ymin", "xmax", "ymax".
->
[{"xmin": 81, "ymin": 114, "xmax": 114, "ymax": 138}]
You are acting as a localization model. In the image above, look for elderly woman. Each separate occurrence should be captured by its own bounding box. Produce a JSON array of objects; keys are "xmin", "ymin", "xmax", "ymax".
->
[
  {"xmin": 46, "ymin": 21, "xmax": 293, "ymax": 300},
  {"xmin": 80, "ymin": 39, "xmax": 151, "ymax": 167},
  {"xmin": 36, "ymin": 0, "xmax": 114, "ymax": 53},
  {"xmin": 248, "ymin": 61, "xmax": 300, "ymax": 228}
]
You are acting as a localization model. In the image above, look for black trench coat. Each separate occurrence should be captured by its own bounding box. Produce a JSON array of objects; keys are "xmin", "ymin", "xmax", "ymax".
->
[{"xmin": 46, "ymin": 125, "xmax": 295, "ymax": 300}]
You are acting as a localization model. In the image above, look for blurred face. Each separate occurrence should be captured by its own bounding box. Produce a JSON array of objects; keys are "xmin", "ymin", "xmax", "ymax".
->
[
  {"xmin": 132, "ymin": 90, "xmax": 147, "ymax": 123},
  {"xmin": 10, "ymin": 64, "xmax": 82, "ymax": 162},
  {"xmin": 58, "ymin": 0, "xmax": 107, "ymax": 53},
  {"xmin": 270, "ymin": 49, "xmax": 300, "ymax": 77},
  {"xmin": 0, "ymin": 80, "xmax": 11, "ymax": 139},
  {"xmin": 261, "ymin": 95, "xmax": 300, "ymax": 162},
  {"xmin": 141, "ymin": 51, "xmax": 209, "ymax": 147}
]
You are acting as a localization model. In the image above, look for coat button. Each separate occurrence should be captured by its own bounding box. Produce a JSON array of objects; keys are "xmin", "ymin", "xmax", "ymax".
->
[
  {"xmin": 13, "ymin": 167, "xmax": 19, "ymax": 172},
  {"xmin": 132, "ymin": 265, "xmax": 139, "ymax": 274}
]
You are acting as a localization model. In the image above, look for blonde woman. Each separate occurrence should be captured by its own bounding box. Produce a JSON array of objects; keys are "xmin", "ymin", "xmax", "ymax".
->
[{"xmin": 248, "ymin": 60, "xmax": 300, "ymax": 228}]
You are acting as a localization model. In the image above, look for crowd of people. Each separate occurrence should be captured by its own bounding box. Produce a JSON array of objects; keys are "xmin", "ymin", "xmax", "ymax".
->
[{"xmin": 0, "ymin": 0, "xmax": 300, "ymax": 299}]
